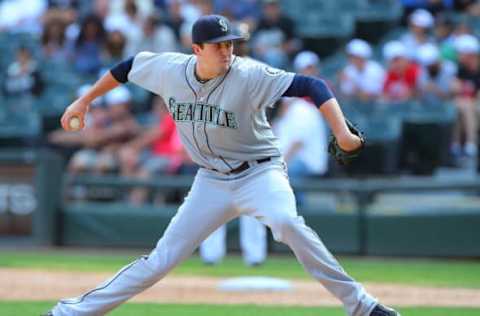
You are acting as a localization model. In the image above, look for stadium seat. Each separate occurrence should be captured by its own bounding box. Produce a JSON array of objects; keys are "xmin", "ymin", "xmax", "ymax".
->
[
  {"xmin": 339, "ymin": 98, "xmax": 386, "ymax": 118},
  {"xmin": 390, "ymin": 101, "xmax": 457, "ymax": 174},
  {"xmin": 441, "ymin": 12, "xmax": 480, "ymax": 37},
  {"xmin": 281, "ymin": 0, "xmax": 354, "ymax": 39},
  {"xmin": 334, "ymin": 0, "xmax": 361, "ymax": 14},
  {"xmin": 354, "ymin": 0, "xmax": 403, "ymax": 42},
  {"xmin": 321, "ymin": 51, "xmax": 348, "ymax": 81},
  {"xmin": 39, "ymin": 59, "xmax": 82, "ymax": 89},
  {"xmin": 0, "ymin": 99, "xmax": 42, "ymax": 146},
  {"xmin": 298, "ymin": 12, "xmax": 355, "ymax": 39},
  {"xmin": 280, "ymin": 0, "xmax": 337, "ymax": 18},
  {"xmin": 355, "ymin": 0, "xmax": 403, "ymax": 23}
]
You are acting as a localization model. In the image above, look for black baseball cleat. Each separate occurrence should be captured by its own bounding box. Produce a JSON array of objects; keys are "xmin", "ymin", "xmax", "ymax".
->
[{"xmin": 370, "ymin": 303, "xmax": 400, "ymax": 316}]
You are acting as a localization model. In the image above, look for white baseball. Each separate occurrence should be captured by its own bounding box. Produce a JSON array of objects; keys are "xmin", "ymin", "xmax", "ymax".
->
[{"xmin": 69, "ymin": 116, "xmax": 81, "ymax": 130}]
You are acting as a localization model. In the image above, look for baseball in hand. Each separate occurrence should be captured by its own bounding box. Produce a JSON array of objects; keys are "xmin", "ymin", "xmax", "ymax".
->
[{"xmin": 69, "ymin": 116, "xmax": 81, "ymax": 131}]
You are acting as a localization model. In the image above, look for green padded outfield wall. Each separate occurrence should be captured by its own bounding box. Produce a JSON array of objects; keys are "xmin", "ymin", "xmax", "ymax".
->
[
  {"xmin": 61, "ymin": 204, "xmax": 362, "ymax": 254},
  {"xmin": 367, "ymin": 212, "xmax": 480, "ymax": 257},
  {"xmin": 271, "ymin": 211, "xmax": 361, "ymax": 254},
  {"xmin": 62, "ymin": 204, "xmax": 480, "ymax": 257},
  {"xmin": 61, "ymin": 203, "xmax": 177, "ymax": 247}
]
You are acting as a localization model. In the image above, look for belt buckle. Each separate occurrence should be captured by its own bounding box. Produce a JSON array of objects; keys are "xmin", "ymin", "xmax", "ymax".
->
[{"xmin": 230, "ymin": 161, "xmax": 249, "ymax": 174}]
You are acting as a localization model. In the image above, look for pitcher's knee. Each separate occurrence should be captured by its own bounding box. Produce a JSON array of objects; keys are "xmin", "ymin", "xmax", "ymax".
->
[
  {"xmin": 148, "ymin": 238, "xmax": 194, "ymax": 277},
  {"xmin": 271, "ymin": 215, "xmax": 304, "ymax": 244}
]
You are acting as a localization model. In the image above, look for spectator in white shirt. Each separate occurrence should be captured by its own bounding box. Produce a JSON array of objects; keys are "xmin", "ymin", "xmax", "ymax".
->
[
  {"xmin": 416, "ymin": 43, "xmax": 457, "ymax": 104},
  {"xmin": 339, "ymin": 39, "xmax": 385, "ymax": 102},
  {"xmin": 274, "ymin": 51, "xmax": 328, "ymax": 178},
  {"xmin": 400, "ymin": 9, "xmax": 435, "ymax": 59}
]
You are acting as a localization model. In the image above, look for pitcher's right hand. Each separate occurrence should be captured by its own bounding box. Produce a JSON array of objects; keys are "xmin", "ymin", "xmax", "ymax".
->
[{"xmin": 60, "ymin": 99, "xmax": 89, "ymax": 131}]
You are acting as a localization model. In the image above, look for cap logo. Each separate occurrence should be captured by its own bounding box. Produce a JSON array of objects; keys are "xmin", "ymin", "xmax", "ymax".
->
[{"xmin": 218, "ymin": 18, "xmax": 228, "ymax": 33}]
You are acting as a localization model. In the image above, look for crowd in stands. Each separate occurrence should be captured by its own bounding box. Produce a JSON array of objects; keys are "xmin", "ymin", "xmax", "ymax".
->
[
  {"xmin": 1, "ymin": 0, "xmax": 480, "ymax": 206},
  {"xmin": 337, "ymin": 6, "xmax": 480, "ymax": 163}
]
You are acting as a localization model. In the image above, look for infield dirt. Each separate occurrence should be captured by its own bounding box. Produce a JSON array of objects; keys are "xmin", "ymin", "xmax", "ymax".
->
[{"xmin": 1, "ymin": 268, "xmax": 480, "ymax": 307}]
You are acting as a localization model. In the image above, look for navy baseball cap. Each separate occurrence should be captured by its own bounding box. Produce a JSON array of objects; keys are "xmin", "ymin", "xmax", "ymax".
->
[{"xmin": 192, "ymin": 15, "xmax": 244, "ymax": 44}]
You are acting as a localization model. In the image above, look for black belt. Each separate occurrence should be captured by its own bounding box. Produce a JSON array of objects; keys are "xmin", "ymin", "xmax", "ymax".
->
[{"xmin": 213, "ymin": 157, "xmax": 272, "ymax": 175}]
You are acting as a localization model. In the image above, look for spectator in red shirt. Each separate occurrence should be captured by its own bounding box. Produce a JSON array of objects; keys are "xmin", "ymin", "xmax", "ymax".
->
[
  {"xmin": 118, "ymin": 96, "xmax": 183, "ymax": 205},
  {"xmin": 382, "ymin": 41, "xmax": 421, "ymax": 103}
]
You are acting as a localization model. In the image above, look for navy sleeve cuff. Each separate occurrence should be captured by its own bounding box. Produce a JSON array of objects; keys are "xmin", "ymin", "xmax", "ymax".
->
[
  {"xmin": 282, "ymin": 74, "xmax": 334, "ymax": 108},
  {"xmin": 110, "ymin": 57, "xmax": 134, "ymax": 83}
]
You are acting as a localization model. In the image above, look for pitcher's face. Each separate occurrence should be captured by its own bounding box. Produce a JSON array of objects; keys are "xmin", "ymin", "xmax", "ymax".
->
[{"xmin": 194, "ymin": 41, "xmax": 234, "ymax": 75}]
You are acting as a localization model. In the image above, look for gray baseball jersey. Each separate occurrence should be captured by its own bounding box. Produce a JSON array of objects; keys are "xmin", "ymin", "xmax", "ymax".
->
[{"xmin": 128, "ymin": 52, "xmax": 295, "ymax": 173}]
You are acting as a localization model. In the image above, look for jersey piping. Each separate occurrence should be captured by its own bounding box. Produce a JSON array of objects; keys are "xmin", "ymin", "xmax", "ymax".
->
[
  {"xmin": 184, "ymin": 56, "xmax": 210, "ymax": 165},
  {"xmin": 203, "ymin": 56, "xmax": 237, "ymax": 171}
]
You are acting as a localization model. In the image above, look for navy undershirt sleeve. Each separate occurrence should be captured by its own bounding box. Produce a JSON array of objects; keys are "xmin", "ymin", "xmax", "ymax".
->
[
  {"xmin": 282, "ymin": 74, "xmax": 334, "ymax": 108},
  {"xmin": 110, "ymin": 57, "xmax": 134, "ymax": 83}
]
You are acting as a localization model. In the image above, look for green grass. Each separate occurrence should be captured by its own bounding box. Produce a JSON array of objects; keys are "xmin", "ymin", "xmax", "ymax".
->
[
  {"xmin": 2, "ymin": 301, "xmax": 480, "ymax": 316},
  {"xmin": 1, "ymin": 250, "xmax": 480, "ymax": 288}
]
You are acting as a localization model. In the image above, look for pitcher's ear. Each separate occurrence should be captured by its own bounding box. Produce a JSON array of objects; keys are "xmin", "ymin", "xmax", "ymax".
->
[{"xmin": 192, "ymin": 43, "xmax": 204, "ymax": 54}]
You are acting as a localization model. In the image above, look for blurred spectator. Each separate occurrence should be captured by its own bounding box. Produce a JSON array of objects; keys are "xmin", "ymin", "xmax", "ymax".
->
[
  {"xmin": 292, "ymin": 50, "xmax": 320, "ymax": 78},
  {"xmin": 339, "ymin": 39, "xmax": 385, "ymax": 102},
  {"xmin": 252, "ymin": 0, "xmax": 300, "ymax": 68},
  {"xmin": 179, "ymin": 19, "xmax": 195, "ymax": 52},
  {"xmin": 433, "ymin": 14, "xmax": 457, "ymax": 61},
  {"xmin": 3, "ymin": 46, "xmax": 43, "ymax": 98},
  {"xmin": 213, "ymin": 0, "xmax": 260, "ymax": 27},
  {"xmin": 165, "ymin": 0, "xmax": 186, "ymax": 42},
  {"xmin": 93, "ymin": 0, "xmax": 110, "ymax": 19},
  {"xmin": 0, "ymin": 0, "xmax": 47, "ymax": 34},
  {"xmin": 454, "ymin": 0, "xmax": 480, "ymax": 15},
  {"xmin": 274, "ymin": 97, "xmax": 328, "ymax": 178},
  {"xmin": 102, "ymin": 30, "xmax": 127, "ymax": 67},
  {"xmin": 416, "ymin": 43, "xmax": 457, "ymax": 104},
  {"xmin": 197, "ymin": 0, "xmax": 214, "ymax": 15},
  {"xmin": 401, "ymin": 9, "xmax": 435, "ymax": 59},
  {"xmin": 179, "ymin": 0, "xmax": 214, "ymax": 51},
  {"xmin": 48, "ymin": 0, "xmax": 80, "ymax": 10},
  {"xmin": 71, "ymin": 14, "xmax": 106, "ymax": 75},
  {"xmin": 51, "ymin": 86, "xmax": 139, "ymax": 175},
  {"xmin": 274, "ymin": 51, "xmax": 328, "ymax": 182},
  {"xmin": 451, "ymin": 34, "xmax": 480, "ymax": 159},
  {"xmin": 41, "ymin": 18, "xmax": 69, "ymax": 60},
  {"xmin": 127, "ymin": 14, "xmax": 179, "ymax": 55},
  {"xmin": 232, "ymin": 23, "xmax": 252, "ymax": 56},
  {"xmin": 105, "ymin": 0, "xmax": 144, "ymax": 55},
  {"xmin": 43, "ymin": 1, "xmax": 79, "ymax": 23},
  {"xmin": 118, "ymin": 96, "xmax": 182, "ymax": 205},
  {"xmin": 106, "ymin": 0, "xmax": 155, "ymax": 19},
  {"xmin": 401, "ymin": 0, "xmax": 453, "ymax": 18},
  {"xmin": 383, "ymin": 41, "xmax": 421, "ymax": 103},
  {"xmin": 445, "ymin": 20, "xmax": 475, "ymax": 63},
  {"xmin": 100, "ymin": 85, "xmax": 140, "ymax": 151},
  {"xmin": 179, "ymin": 0, "xmax": 209, "ymax": 23}
]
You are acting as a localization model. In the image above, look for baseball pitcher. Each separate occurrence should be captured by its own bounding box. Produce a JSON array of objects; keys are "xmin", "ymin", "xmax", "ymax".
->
[{"xmin": 44, "ymin": 15, "xmax": 399, "ymax": 316}]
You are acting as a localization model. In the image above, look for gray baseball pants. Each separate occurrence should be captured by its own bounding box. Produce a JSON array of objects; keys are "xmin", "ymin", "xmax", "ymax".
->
[{"xmin": 52, "ymin": 160, "xmax": 377, "ymax": 316}]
